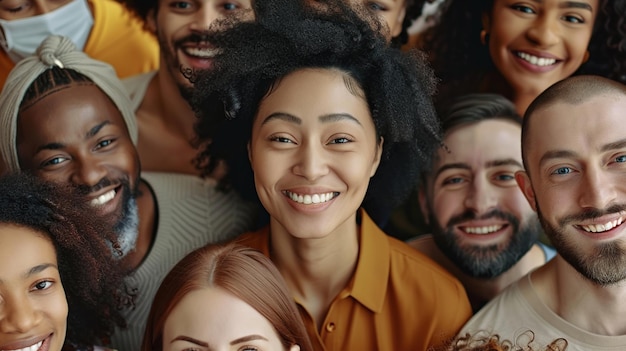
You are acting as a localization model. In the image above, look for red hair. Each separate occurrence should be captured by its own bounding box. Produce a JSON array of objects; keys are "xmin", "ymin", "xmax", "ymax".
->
[{"xmin": 141, "ymin": 243, "xmax": 313, "ymax": 351}]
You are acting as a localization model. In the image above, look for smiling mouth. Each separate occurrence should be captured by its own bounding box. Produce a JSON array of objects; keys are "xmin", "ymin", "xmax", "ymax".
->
[
  {"xmin": 2, "ymin": 339, "xmax": 43, "ymax": 351},
  {"xmin": 182, "ymin": 46, "xmax": 220, "ymax": 59},
  {"xmin": 460, "ymin": 224, "xmax": 506, "ymax": 235},
  {"xmin": 89, "ymin": 188, "xmax": 117, "ymax": 207},
  {"xmin": 577, "ymin": 217, "xmax": 624, "ymax": 233},
  {"xmin": 516, "ymin": 52, "xmax": 558, "ymax": 67},
  {"xmin": 284, "ymin": 191, "xmax": 339, "ymax": 205}
]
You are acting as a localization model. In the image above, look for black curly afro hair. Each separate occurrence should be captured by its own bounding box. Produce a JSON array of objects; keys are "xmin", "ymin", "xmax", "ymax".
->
[
  {"xmin": 191, "ymin": 0, "xmax": 440, "ymax": 226},
  {"xmin": 0, "ymin": 173, "xmax": 131, "ymax": 350}
]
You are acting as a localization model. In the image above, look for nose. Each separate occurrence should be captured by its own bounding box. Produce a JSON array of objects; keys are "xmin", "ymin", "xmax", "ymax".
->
[
  {"xmin": 292, "ymin": 142, "xmax": 329, "ymax": 181},
  {"xmin": 69, "ymin": 155, "xmax": 108, "ymax": 188},
  {"xmin": 0, "ymin": 297, "xmax": 41, "ymax": 334},
  {"xmin": 463, "ymin": 177, "xmax": 498, "ymax": 215},
  {"xmin": 578, "ymin": 167, "xmax": 617, "ymax": 210},
  {"xmin": 525, "ymin": 15, "xmax": 560, "ymax": 47},
  {"xmin": 189, "ymin": 6, "xmax": 220, "ymax": 32}
]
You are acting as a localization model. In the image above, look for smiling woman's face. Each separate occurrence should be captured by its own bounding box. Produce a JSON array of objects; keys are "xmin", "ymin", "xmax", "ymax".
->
[
  {"xmin": 0, "ymin": 223, "xmax": 67, "ymax": 351},
  {"xmin": 162, "ymin": 287, "xmax": 298, "ymax": 351}
]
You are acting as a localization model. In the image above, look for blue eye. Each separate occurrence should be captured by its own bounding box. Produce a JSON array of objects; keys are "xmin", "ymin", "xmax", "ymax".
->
[
  {"xmin": 42, "ymin": 156, "xmax": 67, "ymax": 167},
  {"xmin": 96, "ymin": 139, "xmax": 113, "ymax": 149},
  {"xmin": 33, "ymin": 280, "xmax": 53, "ymax": 291},
  {"xmin": 615, "ymin": 155, "xmax": 626, "ymax": 163},
  {"xmin": 496, "ymin": 174, "xmax": 515, "ymax": 181},
  {"xmin": 443, "ymin": 177, "xmax": 464, "ymax": 185},
  {"xmin": 367, "ymin": 2, "xmax": 386, "ymax": 11},
  {"xmin": 562, "ymin": 15, "xmax": 584, "ymax": 23},
  {"xmin": 329, "ymin": 137, "xmax": 351, "ymax": 144},
  {"xmin": 553, "ymin": 167, "xmax": 572, "ymax": 175},
  {"xmin": 270, "ymin": 136, "xmax": 294, "ymax": 143},
  {"xmin": 223, "ymin": 3, "xmax": 238, "ymax": 10},
  {"xmin": 511, "ymin": 5, "xmax": 535, "ymax": 14}
]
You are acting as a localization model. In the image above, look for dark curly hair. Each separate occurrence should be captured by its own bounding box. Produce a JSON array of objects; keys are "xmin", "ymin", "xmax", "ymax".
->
[
  {"xmin": 191, "ymin": 0, "xmax": 441, "ymax": 225},
  {"xmin": 421, "ymin": 0, "xmax": 626, "ymax": 105},
  {"xmin": 436, "ymin": 331, "xmax": 568, "ymax": 351},
  {"xmin": 0, "ymin": 173, "xmax": 130, "ymax": 350},
  {"xmin": 114, "ymin": 0, "xmax": 428, "ymax": 46}
]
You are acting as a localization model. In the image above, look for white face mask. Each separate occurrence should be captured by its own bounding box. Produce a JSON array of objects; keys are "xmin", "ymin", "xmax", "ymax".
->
[{"xmin": 0, "ymin": 0, "xmax": 94, "ymax": 63}]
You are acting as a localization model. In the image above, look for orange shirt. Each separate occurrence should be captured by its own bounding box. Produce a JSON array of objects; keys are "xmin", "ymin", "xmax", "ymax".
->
[
  {"xmin": 235, "ymin": 210, "xmax": 472, "ymax": 351},
  {"xmin": 0, "ymin": 0, "xmax": 158, "ymax": 88}
]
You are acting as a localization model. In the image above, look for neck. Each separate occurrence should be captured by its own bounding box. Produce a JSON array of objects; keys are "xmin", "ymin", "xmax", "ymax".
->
[
  {"xmin": 480, "ymin": 71, "xmax": 539, "ymax": 116},
  {"xmin": 534, "ymin": 257, "xmax": 626, "ymax": 336},
  {"xmin": 412, "ymin": 236, "xmax": 547, "ymax": 311},
  {"xmin": 153, "ymin": 65, "xmax": 196, "ymax": 139},
  {"xmin": 269, "ymin": 214, "xmax": 360, "ymax": 326}
]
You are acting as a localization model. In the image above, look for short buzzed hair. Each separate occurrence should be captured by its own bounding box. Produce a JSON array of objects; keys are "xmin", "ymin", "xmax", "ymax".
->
[{"xmin": 522, "ymin": 76, "xmax": 626, "ymax": 169}]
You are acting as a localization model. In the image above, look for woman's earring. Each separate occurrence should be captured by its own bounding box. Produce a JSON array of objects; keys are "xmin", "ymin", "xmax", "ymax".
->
[{"xmin": 480, "ymin": 30, "xmax": 488, "ymax": 45}]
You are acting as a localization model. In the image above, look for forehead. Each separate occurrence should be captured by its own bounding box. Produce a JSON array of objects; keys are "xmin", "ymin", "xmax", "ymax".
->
[
  {"xmin": 436, "ymin": 119, "xmax": 522, "ymax": 167},
  {"xmin": 0, "ymin": 223, "xmax": 56, "ymax": 273},
  {"xmin": 525, "ymin": 94, "xmax": 626, "ymax": 167},
  {"xmin": 256, "ymin": 68, "xmax": 372, "ymax": 125},
  {"xmin": 17, "ymin": 84, "xmax": 128, "ymax": 143}
]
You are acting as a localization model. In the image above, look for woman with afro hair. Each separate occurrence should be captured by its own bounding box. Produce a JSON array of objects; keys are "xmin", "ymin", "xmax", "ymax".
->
[
  {"xmin": 0, "ymin": 173, "xmax": 131, "ymax": 351},
  {"xmin": 421, "ymin": 0, "xmax": 626, "ymax": 115},
  {"xmin": 190, "ymin": 0, "xmax": 472, "ymax": 350}
]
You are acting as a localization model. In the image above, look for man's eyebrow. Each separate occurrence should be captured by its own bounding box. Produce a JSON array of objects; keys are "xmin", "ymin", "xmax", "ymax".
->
[
  {"xmin": 486, "ymin": 158, "xmax": 524, "ymax": 169},
  {"xmin": 261, "ymin": 112, "xmax": 301, "ymax": 125},
  {"xmin": 36, "ymin": 142, "xmax": 65, "ymax": 153},
  {"xmin": 434, "ymin": 162, "xmax": 471, "ymax": 178},
  {"xmin": 600, "ymin": 138, "xmax": 626, "ymax": 152},
  {"xmin": 539, "ymin": 150, "xmax": 578, "ymax": 167},
  {"xmin": 230, "ymin": 334, "xmax": 269, "ymax": 345},
  {"xmin": 319, "ymin": 113, "xmax": 362, "ymax": 125},
  {"xmin": 86, "ymin": 121, "xmax": 111, "ymax": 139},
  {"xmin": 171, "ymin": 336, "xmax": 209, "ymax": 347}
]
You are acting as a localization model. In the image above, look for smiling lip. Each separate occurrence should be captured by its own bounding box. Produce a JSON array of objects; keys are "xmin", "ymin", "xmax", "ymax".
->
[
  {"xmin": 0, "ymin": 334, "xmax": 49, "ymax": 351},
  {"xmin": 574, "ymin": 212, "xmax": 626, "ymax": 240},
  {"xmin": 513, "ymin": 50, "xmax": 562, "ymax": 73}
]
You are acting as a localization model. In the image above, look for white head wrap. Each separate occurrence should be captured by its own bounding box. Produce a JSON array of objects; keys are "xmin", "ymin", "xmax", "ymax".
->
[{"xmin": 0, "ymin": 35, "xmax": 138, "ymax": 172}]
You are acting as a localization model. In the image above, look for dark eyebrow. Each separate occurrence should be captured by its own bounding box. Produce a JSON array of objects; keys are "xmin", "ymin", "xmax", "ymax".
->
[
  {"xmin": 0, "ymin": 263, "xmax": 58, "ymax": 284},
  {"xmin": 230, "ymin": 334, "xmax": 268, "ymax": 345},
  {"xmin": 261, "ymin": 112, "xmax": 301, "ymax": 125},
  {"xmin": 530, "ymin": 0, "xmax": 593, "ymax": 11},
  {"xmin": 171, "ymin": 336, "xmax": 209, "ymax": 347},
  {"xmin": 485, "ymin": 158, "xmax": 524, "ymax": 169},
  {"xmin": 36, "ymin": 142, "xmax": 65, "ymax": 153},
  {"xmin": 86, "ymin": 121, "xmax": 111, "ymax": 139},
  {"xmin": 434, "ymin": 162, "xmax": 471, "ymax": 179},
  {"xmin": 319, "ymin": 113, "xmax": 362, "ymax": 125}
]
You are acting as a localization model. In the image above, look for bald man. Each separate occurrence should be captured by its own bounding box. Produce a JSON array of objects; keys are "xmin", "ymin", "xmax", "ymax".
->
[{"xmin": 461, "ymin": 76, "xmax": 626, "ymax": 349}]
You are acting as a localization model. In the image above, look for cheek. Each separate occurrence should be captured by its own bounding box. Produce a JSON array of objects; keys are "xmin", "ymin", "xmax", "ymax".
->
[{"xmin": 433, "ymin": 189, "xmax": 465, "ymax": 224}]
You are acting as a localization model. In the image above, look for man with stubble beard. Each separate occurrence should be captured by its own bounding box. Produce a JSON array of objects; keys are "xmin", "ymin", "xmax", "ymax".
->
[{"xmin": 120, "ymin": 0, "xmax": 254, "ymax": 176}]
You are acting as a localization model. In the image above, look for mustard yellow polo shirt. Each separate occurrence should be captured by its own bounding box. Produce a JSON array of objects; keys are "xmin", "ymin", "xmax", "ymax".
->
[{"xmin": 235, "ymin": 209, "xmax": 472, "ymax": 351}]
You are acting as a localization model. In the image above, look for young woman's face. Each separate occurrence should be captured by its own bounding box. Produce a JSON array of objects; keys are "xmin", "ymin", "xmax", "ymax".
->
[
  {"xmin": 248, "ymin": 68, "xmax": 382, "ymax": 239},
  {"xmin": 486, "ymin": 0, "xmax": 598, "ymax": 98},
  {"xmin": 0, "ymin": 224, "xmax": 67, "ymax": 351},
  {"xmin": 163, "ymin": 287, "xmax": 299, "ymax": 351}
]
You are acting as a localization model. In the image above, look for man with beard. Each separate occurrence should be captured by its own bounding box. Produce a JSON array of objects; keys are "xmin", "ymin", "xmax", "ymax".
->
[
  {"xmin": 0, "ymin": 36, "xmax": 255, "ymax": 351},
  {"xmin": 461, "ymin": 76, "xmax": 626, "ymax": 349},
  {"xmin": 119, "ymin": 0, "xmax": 254, "ymax": 176},
  {"xmin": 411, "ymin": 94, "xmax": 554, "ymax": 312}
]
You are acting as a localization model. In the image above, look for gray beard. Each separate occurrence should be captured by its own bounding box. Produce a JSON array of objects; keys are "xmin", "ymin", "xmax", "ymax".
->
[{"xmin": 110, "ymin": 195, "xmax": 139, "ymax": 259}]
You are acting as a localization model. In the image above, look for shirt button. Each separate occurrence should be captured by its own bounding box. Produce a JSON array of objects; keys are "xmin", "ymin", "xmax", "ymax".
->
[{"xmin": 326, "ymin": 322, "xmax": 336, "ymax": 332}]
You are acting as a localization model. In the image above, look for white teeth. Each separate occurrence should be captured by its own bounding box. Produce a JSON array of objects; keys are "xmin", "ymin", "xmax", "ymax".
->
[
  {"xmin": 183, "ymin": 47, "xmax": 220, "ymax": 58},
  {"xmin": 3, "ymin": 340, "xmax": 44, "ymax": 351},
  {"xmin": 580, "ymin": 217, "xmax": 624, "ymax": 233},
  {"xmin": 517, "ymin": 52, "xmax": 556, "ymax": 66},
  {"xmin": 286, "ymin": 191, "xmax": 337, "ymax": 205},
  {"xmin": 463, "ymin": 225, "xmax": 503, "ymax": 234},
  {"xmin": 89, "ymin": 189, "xmax": 115, "ymax": 206}
]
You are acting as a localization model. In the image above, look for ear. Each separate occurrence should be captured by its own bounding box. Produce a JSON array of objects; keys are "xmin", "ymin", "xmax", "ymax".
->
[
  {"xmin": 515, "ymin": 170, "xmax": 537, "ymax": 212},
  {"xmin": 146, "ymin": 8, "xmax": 157, "ymax": 34},
  {"xmin": 289, "ymin": 345, "xmax": 301, "ymax": 351},
  {"xmin": 391, "ymin": 6, "xmax": 407, "ymax": 37},
  {"xmin": 418, "ymin": 185, "xmax": 430, "ymax": 225},
  {"xmin": 481, "ymin": 11, "xmax": 491, "ymax": 31},
  {"xmin": 247, "ymin": 140, "xmax": 252, "ymax": 164},
  {"xmin": 370, "ymin": 137, "xmax": 384, "ymax": 177}
]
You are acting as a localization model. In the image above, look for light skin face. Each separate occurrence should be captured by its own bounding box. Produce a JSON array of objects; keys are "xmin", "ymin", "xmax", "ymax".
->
[
  {"xmin": 0, "ymin": 0, "xmax": 73, "ymax": 20},
  {"xmin": 484, "ymin": 0, "xmax": 598, "ymax": 98},
  {"xmin": 421, "ymin": 119, "xmax": 539, "ymax": 278},
  {"xmin": 249, "ymin": 68, "xmax": 382, "ymax": 240},
  {"xmin": 148, "ymin": 0, "xmax": 253, "ymax": 91},
  {"xmin": 517, "ymin": 93, "xmax": 626, "ymax": 286},
  {"xmin": 16, "ymin": 83, "xmax": 140, "ymax": 229},
  {"xmin": 163, "ymin": 287, "xmax": 299, "ymax": 351},
  {"xmin": 0, "ymin": 224, "xmax": 67, "ymax": 351}
]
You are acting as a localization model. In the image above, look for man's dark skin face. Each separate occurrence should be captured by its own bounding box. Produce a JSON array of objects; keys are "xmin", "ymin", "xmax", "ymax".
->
[{"xmin": 16, "ymin": 83, "xmax": 140, "ymax": 226}]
